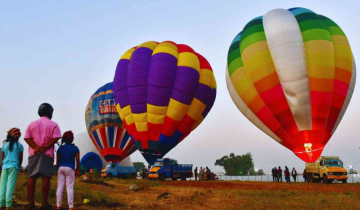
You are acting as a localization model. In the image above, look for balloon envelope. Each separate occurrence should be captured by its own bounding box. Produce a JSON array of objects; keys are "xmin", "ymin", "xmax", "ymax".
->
[
  {"xmin": 113, "ymin": 41, "xmax": 217, "ymax": 164},
  {"xmin": 226, "ymin": 7, "xmax": 356, "ymax": 162},
  {"xmin": 85, "ymin": 82, "xmax": 137, "ymax": 162}
]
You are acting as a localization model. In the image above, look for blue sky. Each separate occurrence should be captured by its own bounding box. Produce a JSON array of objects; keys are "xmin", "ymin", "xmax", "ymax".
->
[{"xmin": 1, "ymin": 0, "xmax": 359, "ymax": 174}]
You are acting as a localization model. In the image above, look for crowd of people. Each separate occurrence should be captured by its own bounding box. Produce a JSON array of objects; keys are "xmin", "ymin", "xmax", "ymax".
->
[
  {"xmin": 193, "ymin": 167, "xmax": 212, "ymax": 181},
  {"xmin": 1, "ymin": 103, "xmax": 79, "ymax": 210},
  {"xmin": 271, "ymin": 166, "xmax": 308, "ymax": 183}
]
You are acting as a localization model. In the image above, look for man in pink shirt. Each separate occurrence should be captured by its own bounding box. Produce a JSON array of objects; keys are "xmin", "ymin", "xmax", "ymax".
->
[{"xmin": 24, "ymin": 103, "xmax": 62, "ymax": 210}]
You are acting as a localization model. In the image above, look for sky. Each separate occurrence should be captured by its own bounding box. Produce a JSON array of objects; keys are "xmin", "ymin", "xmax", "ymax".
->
[{"xmin": 1, "ymin": 0, "xmax": 359, "ymax": 175}]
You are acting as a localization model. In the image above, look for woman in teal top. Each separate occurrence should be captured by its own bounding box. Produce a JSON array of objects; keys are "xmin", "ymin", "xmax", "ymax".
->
[{"xmin": 0, "ymin": 128, "xmax": 23, "ymax": 209}]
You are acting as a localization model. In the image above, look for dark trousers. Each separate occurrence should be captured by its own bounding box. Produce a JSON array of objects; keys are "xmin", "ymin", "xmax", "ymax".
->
[
  {"xmin": 195, "ymin": 174, "xmax": 197, "ymax": 181},
  {"xmin": 293, "ymin": 175, "xmax": 296, "ymax": 182},
  {"xmin": 278, "ymin": 175, "xmax": 282, "ymax": 182}
]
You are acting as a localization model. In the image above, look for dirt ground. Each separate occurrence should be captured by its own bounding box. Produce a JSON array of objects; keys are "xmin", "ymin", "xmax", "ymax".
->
[{"xmin": 11, "ymin": 174, "xmax": 360, "ymax": 210}]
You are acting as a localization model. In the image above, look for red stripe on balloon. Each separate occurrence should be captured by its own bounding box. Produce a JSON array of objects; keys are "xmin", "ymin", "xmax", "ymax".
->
[
  {"xmin": 89, "ymin": 133, "xmax": 101, "ymax": 153},
  {"xmin": 99, "ymin": 127, "xmax": 108, "ymax": 148},
  {"xmin": 177, "ymin": 114, "xmax": 196, "ymax": 137},
  {"xmin": 115, "ymin": 127, "xmax": 123, "ymax": 148},
  {"xmin": 259, "ymin": 84, "xmax": 303, "ymax": 145},
  {"xmin": 196, "ymin": 53, "xmax": 213, "ymax": 71},
  {"xmin": 138, "ymin": 131, "xmax": 149, "ymax": 149},
  {"xmin": 147, "ymin": 123, "xmax": 162, "ymax": 141},
  {"xmin": 177, "ymin": 44, "xmax": 195, "ymax": 53},
  {"xmin": 161, "ymin": 116, "xmax": 181, "ymax": 137}
]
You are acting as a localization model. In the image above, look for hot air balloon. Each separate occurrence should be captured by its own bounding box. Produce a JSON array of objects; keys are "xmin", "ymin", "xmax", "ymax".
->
[
  {"xmin": 226, "ymin": 7, "xmax": 356, "ymax": 163},
  {"xmin": 113, "ymin": 41, "xmax": 217, "ymax": 165},
  {"xmin": 85, "ymin": 82, "xmax": 137, "ymax": 162}
]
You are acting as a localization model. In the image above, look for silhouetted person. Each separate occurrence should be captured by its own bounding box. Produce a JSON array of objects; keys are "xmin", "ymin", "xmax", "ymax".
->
[
  {"xmin": 277, "ymin": 166, "xmax": 282, "ymax": 182},
  {"xmin": 292, "ymin": 168, "xmax": 297, "ymax": 182},
  {"xmin": 284, "ymin": 166, "xmax": 290, "ymax": 184},
  {"xmin": 194, "ymin": 167, "xmax": 198, "ymax": 181},
  {"xmin": 303, "ymin": 169, "xmax": 308, "ymax": 182},
  {"xmin": 206, "ymin": 167, "xmax": 211, "ymax": 180},
  {"xmin": 272, "ymin": 168, "xmax": 276, "ymax": 182},
  {"xmin": 273, "ymin": 167, "xmax": 278, "ymax": 182}
]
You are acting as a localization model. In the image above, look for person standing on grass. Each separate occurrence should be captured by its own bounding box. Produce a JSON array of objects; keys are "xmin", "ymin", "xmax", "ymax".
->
[
  {"xmin": 272, "ymin": 168, "xmax": 275, "ymax": 182},
  {"xmin": 273, "ymin": 167, "xmax": 278, "ymax": 182},
  {"xmin": 206, "ymin": 167, "xmax": 211, "ymax": 180},
  {"xmin": 24, "ymin": 103, "xmax": 62, "ymax": 210},
  {"xmin": 200, "ymin": 167, "xmax": 204, "ymax": 181},
  {"xmin": 56, "ymin": 131, "xmax": 80, "ymax": 210},
  {"xmin": 303, "ymin": 169, "xmax": 308, "ymax": 182},
  {"xmin": 284, "ymin": 166, "xmax": 290, "ymax": 184},
  {"xmin": 292, "ymin": 168, "xmax": 297, "ymax": 182},
  {"xmin": 194, "ymin": 167, "xmax": 198, "ymax": 181},
  {"xmin": 277, "ymin": 166, "xmax": 282, "ymax": 182},
  {"xmin": 0, "ymin": 128, "xmax": 23, "ymax": 209}
]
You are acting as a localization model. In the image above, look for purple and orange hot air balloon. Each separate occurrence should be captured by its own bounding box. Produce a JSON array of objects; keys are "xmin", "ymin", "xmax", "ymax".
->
[
  {"xmin": 113, "ymin": 41, "xmax": 217, "ymax": 164},
  {"xmin": 226, "ymin": 7, "xmax": 356, "ymax": 162},
  {"xmin": 85, "ymin": 82, "xmax": 137, "ymax": 162}
]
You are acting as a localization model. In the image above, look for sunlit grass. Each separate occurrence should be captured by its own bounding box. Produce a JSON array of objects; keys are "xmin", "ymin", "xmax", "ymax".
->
[{"xmin": 11, "ymin": 174, "xmax": 360, "ymax": 209}]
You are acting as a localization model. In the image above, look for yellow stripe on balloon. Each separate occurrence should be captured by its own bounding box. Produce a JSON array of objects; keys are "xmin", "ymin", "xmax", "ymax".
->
[
  {"xmin": 120, "ymin": 48, "xmax": 136, "ymax": 60},
  {"xmin": 199, "ymin": 69, "xmax": 215, "ymax": 87},
  {"xmin": 336, "ymin": 57, "xmax": 353, "ymax": 72},
  {"xmin": 247, "ymin": 62, "xmax": 276, "ymax": 83},
  {"xmin": 177, "ymin": 52, "xmax": 200, "ymax": 73},
  {"xmin": 187, "ymin": 98, "xmax": 206, "ymax": 120},
  {"xmin": 334, "ymin": 45, "xmax": 352, "ymax": 60},
  {"xmin": 330, "ymin": 35, "xmax": 350, "ymax": 47},
  {"xmin": 133, "ymin": 113, "xmax": 147, "ymax": 122},
  {"xmin": 147, "ymin": 113, "xmax": 165, "ymax": 124},
  {"xmin": 125, "ymin": 114, "xmax": 135, "ymax": 125},
  {"xmin": 147, "ymin": 104, "xmax": 167, "ymax": 124},
  {"xmin": 231, "ymin": 67, "xmax": 252, "ymax": 95},
  {"xmin": 166, "ymin": 99, "xmax": 189, "ymax": 121},
  {"xmin": 243, "ymin": 51, "xmax": 274, "ymax": 74},
  {"xmin": 212, "ymin": 75, "xmax": 217, "ymax": 89},
  {"xmin": 135, "ymin": 122, "xmax": 148, "ymax": 132},
  {"xmin": 116, "ymin": 104, "xmax": 124, "ymax": 120},
  {"xmin": 241, "ymin": 41, "xmax": 269, "ymax": 61},
  {"xmin": 191, "ymin": 115, "xmax": 204, "ymax": 131},
  {"xmin": 138, "ymin": 41, "xmax": 158, "ymax": 51},
  {"xmin": 92, "ymin": 90, "xmax": 114, "ymax": 99},
  {"xmin": 147, "ymin": 104, "xmax": 167, "ymax": 115},
  {"xmin": 152, "ymin": 42, "xmax": 179, "ymax": 58},
  {"xmin": 230, "ymin": 67, "xmax": 259, "ymax": 105}
]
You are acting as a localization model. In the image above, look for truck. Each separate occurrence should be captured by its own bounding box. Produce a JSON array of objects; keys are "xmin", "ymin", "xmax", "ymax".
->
[
  {"xmin": 101, "ymin": 162, "xmax": 137, "ymax": 179},
  {"xmin": 305, "ymin": 156, "xmax": 348, "ymax": 184},
  {"xmin": 148, "ymin": 158, "xmax": 193, "ymax": 181}
]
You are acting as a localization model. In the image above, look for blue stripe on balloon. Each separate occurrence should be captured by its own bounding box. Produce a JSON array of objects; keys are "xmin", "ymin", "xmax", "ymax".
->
[
  {"xmin": 108, "ymin": 127, "xmax": 114, "ymax": 148},
  {"xmin": 120, "ymin": 132, "xmax": 129, "ymax": 149},
  {"xmin": 92, "ymin": 130, "xmax": 103, "ymax": 150},
  {"xmin": 289, "ymin": 7, "xmax": 315, "ymax": 16}
]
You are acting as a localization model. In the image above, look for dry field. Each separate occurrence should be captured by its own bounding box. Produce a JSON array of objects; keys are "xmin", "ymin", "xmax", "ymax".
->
[{"xmin": 11, "ymin": 173, "xmax": 360, "ymax": 209}]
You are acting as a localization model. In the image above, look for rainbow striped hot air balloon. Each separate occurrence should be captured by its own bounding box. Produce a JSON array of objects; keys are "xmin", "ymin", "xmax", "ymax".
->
[
  {"xmin": 113, "ymin": 41, "xmax": 217, "ymax": 164},
  {"xmin": 226, "ymin": 7, "xmax": 356, "ymax": 163},
  {"xmin": 85, "ymin": 82, "xmax": 137, "ymax": 162}
]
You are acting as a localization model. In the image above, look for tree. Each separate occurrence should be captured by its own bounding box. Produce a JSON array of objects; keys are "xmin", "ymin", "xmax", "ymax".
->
[
  {"xmin": 215, "ymin": 153, "xmax": 255, "ymax": 175},
  {"xmin": 133, "ymin": 162, "xmax": 145, "ymax": 170},
  {"xmin": 257, "ymin": 169, "xmax": 265, "ymax": 175},
  {"xmin": 349, "ymin": 169, "xmax": 358, "ymax": 174}
]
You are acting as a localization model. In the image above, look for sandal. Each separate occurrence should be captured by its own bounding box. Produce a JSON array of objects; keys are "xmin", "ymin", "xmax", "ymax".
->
[{"xmin": 27, "ymin": 202, "xmax": 36, "ymax": 209}]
